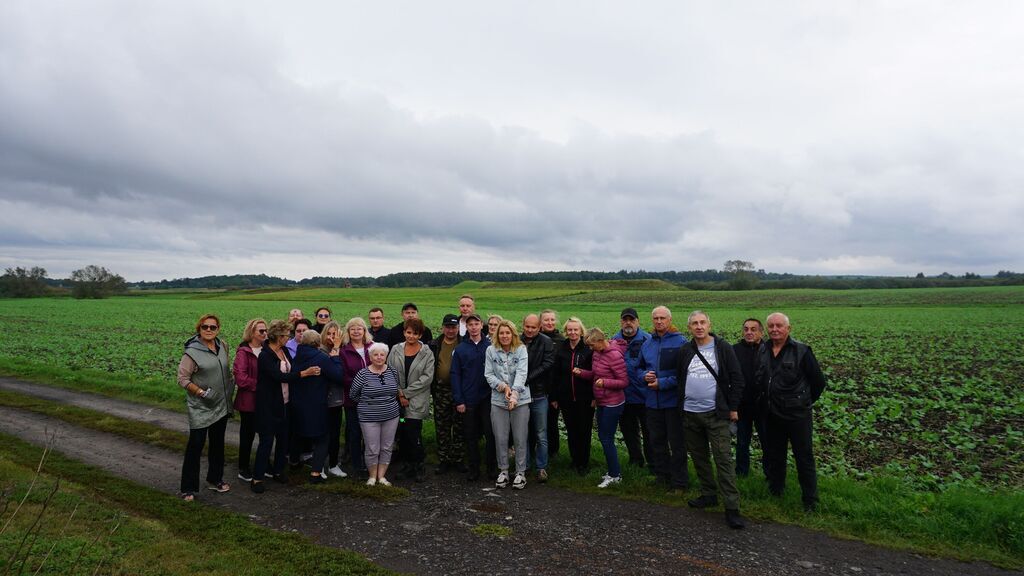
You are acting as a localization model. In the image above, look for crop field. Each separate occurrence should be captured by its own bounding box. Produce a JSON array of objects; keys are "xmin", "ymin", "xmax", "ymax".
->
[{"xmin": 0, "ymin": 282, "xmax": 1022, "ymax": 491}]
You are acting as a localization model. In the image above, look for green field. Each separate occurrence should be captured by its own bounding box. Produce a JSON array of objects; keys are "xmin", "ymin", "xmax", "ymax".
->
[
  {"xmin": 1, "ymin": 282, "xmax": 1023, "ymax": 565},
  {"xmin": 2, "ymin": 282, "xmax": 1021, "ymax": 489}
]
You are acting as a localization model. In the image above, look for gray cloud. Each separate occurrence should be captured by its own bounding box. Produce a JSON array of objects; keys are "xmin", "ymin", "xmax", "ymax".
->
[{"xmin": 1, "ymin": 1, "xmax": 1022, "ymax": 281}]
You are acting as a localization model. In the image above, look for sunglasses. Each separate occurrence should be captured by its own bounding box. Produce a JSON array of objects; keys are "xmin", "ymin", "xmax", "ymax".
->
[
  {"xmin": 200, "ymin": 324, "xmax": 219, "ymax": 331},
  {"xmin": 257, "ymin": 329, "xmax": 267, "ymax": 334},
  {"xmin": 317, "ymin": 313, "xmax": 330, "ymax": 318}
]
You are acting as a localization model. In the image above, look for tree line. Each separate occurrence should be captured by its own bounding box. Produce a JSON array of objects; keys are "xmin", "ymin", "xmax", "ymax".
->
[{"xmin": 0, "ymin": 265, "xmax": 125, "ymax": 298}]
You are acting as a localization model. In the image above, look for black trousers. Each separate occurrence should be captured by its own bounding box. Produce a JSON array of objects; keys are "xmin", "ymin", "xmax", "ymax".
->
[
  {"xmin": 619, "ymin": 402, "xmax": 651, "ymax": 467},
  {"xmin": 463, "ymin": 402, "xmax": 496, "ymax": 474},
  {"xmin": 735, "ymin": 406, "xmax": 767, "ymax": 477},
  {"xmin": 237, "ymin": 410, "xmax": 256, "ymax": 474},
  {"xmin": 547, "ymin": 403, "xmax": 561, "ymax": 456},
  {"xmin": 561, "ymin": 399, "xmax": 595, "ymax": 470},
  {"xmin": 180, "ymin": 414, "xmax": 228, "ymax": 493},
  {"xmin": 401, "ymin": 418, "xmax": 425, "ymax": 465},
  {"xmin": 327, "ymin": 406, "xmax": 344, "ymax": 468},
  {"xmin": 254, "ymin": 417, "xmax": 289, "ymax": 481},
  {"xmin": 765, "ymin": 412, "xmax": 818, "ymax": 505},
  {"xmin": 646, "ymin": 407, "xmax": 689, "ymax": 488}
]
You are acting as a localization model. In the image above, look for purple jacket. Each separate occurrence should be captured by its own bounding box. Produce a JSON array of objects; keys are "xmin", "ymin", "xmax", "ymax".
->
[
  {"xmin": 232, "ymin": 344, "xmax": 259, "ymax": 412},
  {"xmin": 339, "ymin": 342, "xmax": 371, "ymax": 408},
  {"xmin": 585, "ymin": 340, "xmax": 628, "ymax": 407}
]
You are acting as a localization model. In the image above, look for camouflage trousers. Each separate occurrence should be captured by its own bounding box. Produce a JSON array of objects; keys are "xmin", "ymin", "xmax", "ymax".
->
[{"xmin": 432, "ymin": 381, "xmax": 465, "ymax": 464}]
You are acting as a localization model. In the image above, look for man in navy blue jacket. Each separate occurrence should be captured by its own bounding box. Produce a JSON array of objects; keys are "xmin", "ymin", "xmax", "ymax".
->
[
  {"xmin": 612, "ymin": 307, "xmax": 652, "ymax": 468},
  {"xmin": 636, "ymin": 306, "xmax": 689, "ymax": 490},
  {"xmin": 451, "ymin": 314, "xmax": 495, "ymax": 481}
]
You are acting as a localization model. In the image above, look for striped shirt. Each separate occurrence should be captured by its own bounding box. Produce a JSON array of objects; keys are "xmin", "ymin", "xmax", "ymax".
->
[{"xmin": 350, "ymin": 367, "xmax": 401, "ymax": 422}]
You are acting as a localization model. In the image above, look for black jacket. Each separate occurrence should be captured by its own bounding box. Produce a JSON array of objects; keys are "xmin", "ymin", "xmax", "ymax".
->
[
  {"xmin": 369, "ymin": 325, "xmax": 391, "ymax": 347},
  {"xmin": 551, "ymin": 339, "xmax": 593, "ymax": 405},
  {"xmin": 677, "ymin": 334, "xmax": 744, "ymax": 420},
  {"xmin": 255, "ymin": 346, "xmax": 302, "ymax": 434},
  {"xmin": 522, "ymin": 333, "xmax": 555, "ymax": 397},
  {"xmin": 733, "ymin": 339, "xmax": 764, "ymax": 410},
  {"xmin": 756, "ymin": 337, "xmax": 827, "ymax": 420}
]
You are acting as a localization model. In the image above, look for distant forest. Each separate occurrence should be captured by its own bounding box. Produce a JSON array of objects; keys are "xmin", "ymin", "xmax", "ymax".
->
[{"xmin": 124, "ymin": 269, "xmax": 1024, "ymax": 291}]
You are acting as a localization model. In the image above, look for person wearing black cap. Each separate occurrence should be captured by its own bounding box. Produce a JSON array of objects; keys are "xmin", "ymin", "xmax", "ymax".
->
[
  {"xmin": 390, "ymin": 303, "xmax": 433, "ymax": 345},
  {"xmin": 451, "ymin": 313, "xmax": 496, "ymax": 481},
  {"xmin": 612, "ymin": 307, "xmax": 653, "ymax": 468},
  {"xmin": 429, "ymin": 313, "xmax": 465, "ymax": 473}
]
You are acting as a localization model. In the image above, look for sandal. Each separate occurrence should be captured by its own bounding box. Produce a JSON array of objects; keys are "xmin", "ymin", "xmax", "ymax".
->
[
  {"xmin": 179, "ymin": 492, "xmax": 195, "ymax": 502},
  {"xmin": 206, "ymin": 481, "xmax": 231, "ymax": 493}
]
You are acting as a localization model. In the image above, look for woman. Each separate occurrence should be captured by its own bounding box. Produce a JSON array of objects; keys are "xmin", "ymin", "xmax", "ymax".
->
[
  {"xmin": 386, "ymin": 318, "xmax": 435, "ymax": 483},
  {"xmin": 177, "ymin": 314, "xmax": 235, "ymax": 501},
  {"xmin": 585, "ymin": 328, "xmax": 629, "ymax": 488},
  {"xmin": 292, "ymin": 330, "xmax": 343, "ymax": 483},
  {"xmin": 251, "ymin": 320, "xmax": 319, "ymax": 493},
  {"xmin": 551, "ymin": 316, "xmax": 594, "ymax": 475},
  {"xmin": 485, "ymin": 319, "xmax": 531, "ymax": 489},
  {"xmin": 350, "ymin": 342, "xmax": 401, "ymax": 486},
  {"xmin": 233, "ymin": 317, "xmax": 266, "ymax": 482},
  {"xmin": 320, "ymin": 320, "xmax": 348, "ymax": 478},
  {"xmin": 312, "ymin": 306, "xmax": 332, "ymax": 333},
  {"xmin": 339, "ymin": 317, "xmax": 374, "ymax": 476},
  {"xmin": 486, "ymin": 314, "xmax": 504, "ymax": 339}
]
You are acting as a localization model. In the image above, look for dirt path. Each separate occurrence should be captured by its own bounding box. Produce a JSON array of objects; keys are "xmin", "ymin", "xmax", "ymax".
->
[{"xmin": 0, "ymin": 378, "xmax": 1014, "ymax": 576}]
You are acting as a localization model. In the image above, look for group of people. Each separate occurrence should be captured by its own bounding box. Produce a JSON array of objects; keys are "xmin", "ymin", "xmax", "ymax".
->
[{"xmin": 177, "ymin": 295, "xmax": 827, "ymax": 529}]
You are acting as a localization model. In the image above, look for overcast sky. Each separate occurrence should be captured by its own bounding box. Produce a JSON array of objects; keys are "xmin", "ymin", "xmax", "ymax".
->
[{"xmin": 2, "ymin": 1, "xmax": 1022, "ymax": 281}]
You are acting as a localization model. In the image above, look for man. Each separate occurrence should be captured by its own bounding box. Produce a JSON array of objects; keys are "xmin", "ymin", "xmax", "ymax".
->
[
  {"xmin": 450, "ymin": 314, "xmax": 495, "ymax": 481},
  {"xmin": 678, "ymin": 310, "xmax": 745, "ymax": 529},
  {"xmin": 612, "ymin": 307, "xmax": 652, "ymax": 468},
  {"xmin": 734, "ymin": 318, "xmax": 767, "ymax": 478},
  {"xmin": 539, "ymin": 309, "xmax": 565, "ymax": 458},
  {"xmin": 311, "ymin": 307, "xmax": 331, "ymax": 333},
  {"xmin": 429, "ymin": 314, "xmax": 465, "ymax": 474},
  {"xmin": 367, "ymin": 307, "xmax": 390, "ymax": 346},
  {"xmin": 286, "ymin": 318, "xmax": 312, "ymax": 357},
  {"xmin": 757, "ymin": 312, "xmax": 827, "ymax": 512},
  {"xmin": 288, "ymin": 308, "xmax": 304, "ymax": 325},
  {"xmin": 457, "ymin": 294, "xmax": 489, "ymax": 337},
  {"xmin": 636, "ymin": 306, "xmax": 689, "ymax": 491},
  {"xmin": 521, "ymin": 313, "xmax": 555, "ymax": 481},
  {"xmin": 390, "ymin": 303, "xmax": 433, "ymax": 345}
]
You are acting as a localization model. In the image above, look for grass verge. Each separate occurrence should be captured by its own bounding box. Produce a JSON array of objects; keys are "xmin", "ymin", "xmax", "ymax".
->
[
  {"xmin": 469, "ymin": 523, "xmax": 512, "ymax": 538},
  {"xmin": 0, "ymin": 432, "xmax": 393, "ymax": 575}
]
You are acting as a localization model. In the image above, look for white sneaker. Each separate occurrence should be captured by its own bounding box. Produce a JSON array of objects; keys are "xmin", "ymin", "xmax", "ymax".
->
[
  {"xmin": 512, "ymin": 473, "xmax": 527, "ymax": 490},
  {"xmin": 366, "ymin": 477, "xmax": 377, "ymax": 486},
  {"xmin": 378, "ymin": 477, "xmax": 392, "ymax": 487},
  {"xmin": 598, "ymin": 476, "xmax": 622, "ymax": 488},
  {"xmin": 495, "ymin": 471, "xmax": 509, "ymax": 488},
  {"xmin": 328, "ymin": 465, "xmax": 347, "ymax": 478}
]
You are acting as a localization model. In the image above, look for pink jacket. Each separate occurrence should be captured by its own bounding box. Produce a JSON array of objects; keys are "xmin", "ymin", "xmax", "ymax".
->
[
  {"xmin": 232, "ymin": 344, "xmax": 259, "ymax": 412},
  {"xmin": 586, "ymin": 340, "xmax": 628, "ymax": 407}
]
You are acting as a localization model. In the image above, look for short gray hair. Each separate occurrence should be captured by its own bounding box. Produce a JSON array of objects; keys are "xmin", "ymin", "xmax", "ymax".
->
[
  {"xmin": 687, "ymin": 310, "xmax": 710, "ymax": 324},
  {"xmin": 368, "ymin": 342, "xmax": 389, "ymax": 356},
  {"xmin": 300, "ymin": 330, "xmax": 322, "ymax": 347},
  {"xmin": 766, "ymin": 312, "xmax": 790, "ymax": 326},
  {"xmin": 652, "ymin": 305, "xmax": 672, "ymax": 318}
]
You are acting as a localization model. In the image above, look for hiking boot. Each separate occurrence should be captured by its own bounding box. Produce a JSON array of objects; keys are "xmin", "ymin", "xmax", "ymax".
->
[
  {"xmin": 598, "ymin": 476, "xmax": 622, "ymax": 489},
  {"xmin": 512, "ymin": 473, "xmax": 527, "ymax": 490},
  {"xmin": 495, "ymin": 471, "xmax": 510, "ymax": 489},
  {"xmin": 725, "ymin": 509, "xmax": 746, "ymax": 529},
  {"xmin": 688, "ymin": 495, "xmax": 719, "ymax": 508}
]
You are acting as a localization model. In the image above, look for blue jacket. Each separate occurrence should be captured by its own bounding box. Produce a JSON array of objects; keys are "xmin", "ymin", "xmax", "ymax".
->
[
  {"xmin": 291, "ymin": 344, "xmax": 343, "ymax": 438},
  {"xmin": 451, "ymin": 336, "xmax": 492, "ymax": 407},
  {"xmin": 612, "ymin": 328, "xmax": 651, "ymax": 404},
  {"xmin": 636, "ymin": 329, "xmax": 686, "ymax": 409}
]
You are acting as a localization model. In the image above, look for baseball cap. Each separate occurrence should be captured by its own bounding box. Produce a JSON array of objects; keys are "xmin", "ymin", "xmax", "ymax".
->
[
  {"xmin": 620, "ymin": 307, "xmax": 639, "ymax": 319},
  {"xmin": 442, "ymin": 314, "xmax": 460, "ymax": 326}
]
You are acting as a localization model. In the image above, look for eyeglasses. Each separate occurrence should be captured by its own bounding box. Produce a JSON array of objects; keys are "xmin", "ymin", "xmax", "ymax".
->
[
  {"xmin": 257, "ymin": 329, "xmax": 267, "ymax": 334},
  {"xmin": 200, "ymin": 324, "xmax": 219, "ymax": 331},
  {"xmin": 317, "ymin": 313, "xmax": 330, "ymax": 319}
]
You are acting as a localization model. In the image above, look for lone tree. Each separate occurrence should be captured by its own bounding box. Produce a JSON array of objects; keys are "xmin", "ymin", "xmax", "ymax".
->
[
  {"xmin": 723, "ymin": 259, "xmax": 757, "ymax": 290},
  {"xmin": 70, "ymin": 265, "xmax": 126, "ymax": 299},
  {"xmin": 0, "ymin": 266, "xmax": 50, "ymax": 297}
]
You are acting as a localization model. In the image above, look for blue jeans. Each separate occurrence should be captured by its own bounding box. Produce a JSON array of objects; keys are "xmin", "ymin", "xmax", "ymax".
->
[
  {"xmin": 597, "ymin": 403, "xmax": 625, "ymax": 478},
  {"xmin": 527, "ymin": 396, "xmax": 549, "ymax": 470}
]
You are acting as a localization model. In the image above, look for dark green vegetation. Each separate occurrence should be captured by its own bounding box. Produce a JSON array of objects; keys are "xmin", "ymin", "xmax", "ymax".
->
[
  {"xmin": 0, "ymin": 434, "xmax": 391, "ymax": 575},
  {"xmin": 0, "ymin": 283, "xmax": 1021, "ymax": 566}
]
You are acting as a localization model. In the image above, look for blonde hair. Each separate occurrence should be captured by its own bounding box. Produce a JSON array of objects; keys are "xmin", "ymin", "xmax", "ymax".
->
[
  {"xmin": 240, "ymin": 318, "xmax": 267, "ymax": 346},
  {"xmin": 493, "ymin": 319, "xmax": 522, "ymax": 351},
  {"xmin": 340, "ymin": 317, "xmax": 373, "ymax": 346},
  {"xmin": 584, "ymin": 327, "xmax": 606, "ymax": 346},
  {"xmin": 562, "ymin": 316, "xmax": 586, "ymax": 336}
]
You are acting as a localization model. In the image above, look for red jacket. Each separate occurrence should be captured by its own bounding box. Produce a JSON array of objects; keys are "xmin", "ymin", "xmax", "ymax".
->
[
  {"xmin": 232, "ymin": 344, "xmax": 259, "ymax": 412},
  {"xmin": 586, "ymin": 340, "xmax": 628, "ymax": 407}
]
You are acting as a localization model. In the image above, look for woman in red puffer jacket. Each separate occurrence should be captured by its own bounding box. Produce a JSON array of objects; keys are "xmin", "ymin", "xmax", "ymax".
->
[{"xmin": 584, "ymin": 328, "xmax": 628, "ymax": 488}]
